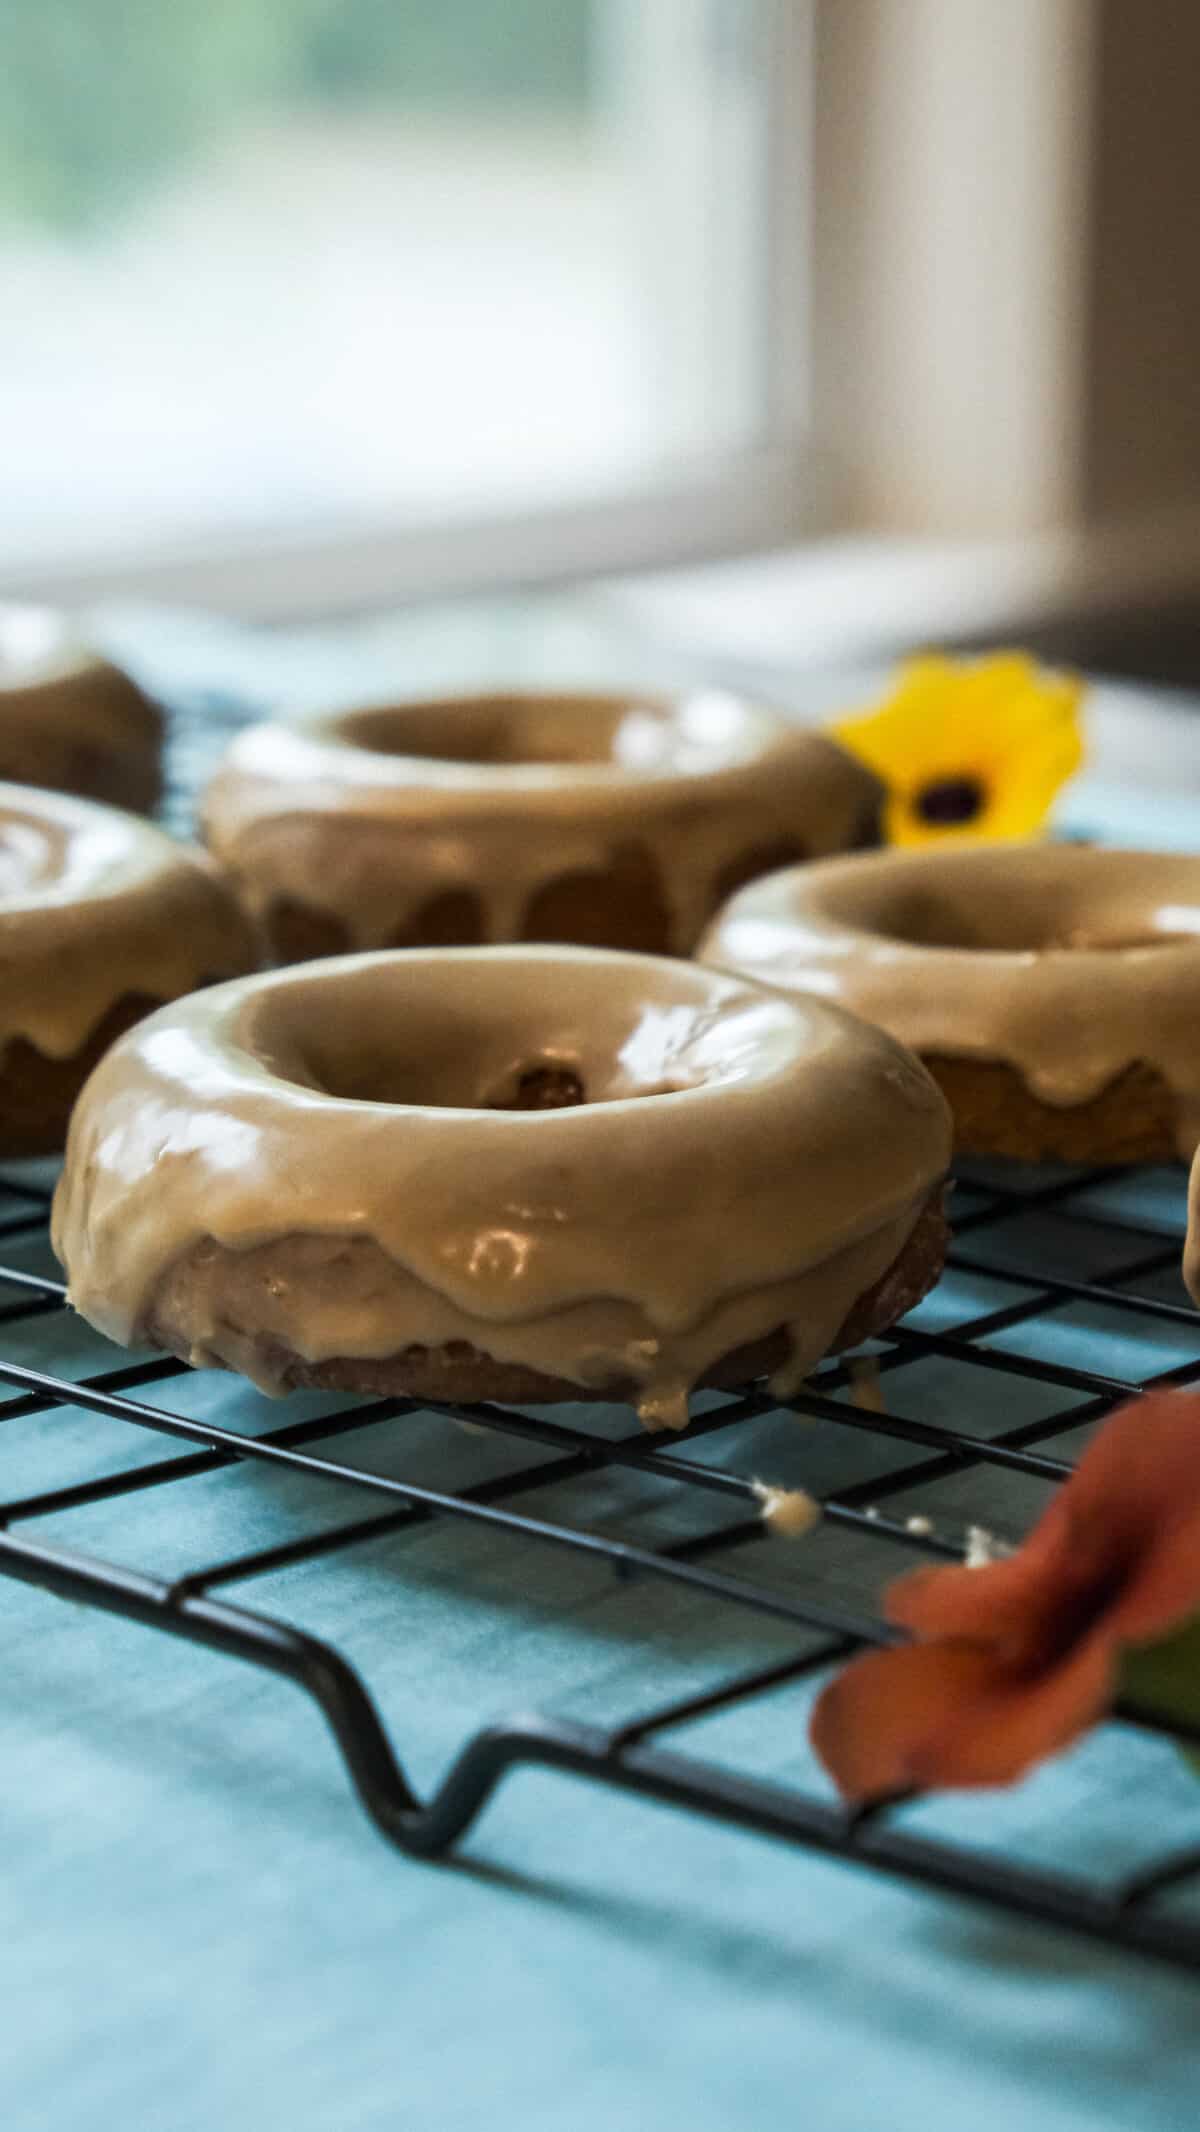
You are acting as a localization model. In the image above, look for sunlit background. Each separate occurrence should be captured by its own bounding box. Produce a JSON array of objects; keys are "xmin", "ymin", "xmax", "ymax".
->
[
  {"xmin": 1, "ymin": 1, "xmax": 1199, "ymax": 680},
  {"xmin": 0, "ymin": 4, "xmax": 770, "ymax": 564}
]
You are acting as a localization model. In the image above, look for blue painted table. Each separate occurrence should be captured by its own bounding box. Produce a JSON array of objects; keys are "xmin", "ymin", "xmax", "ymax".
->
[{"xmin": 3, "ymin": 608, "xmax": 1197, "ymax": 2129}]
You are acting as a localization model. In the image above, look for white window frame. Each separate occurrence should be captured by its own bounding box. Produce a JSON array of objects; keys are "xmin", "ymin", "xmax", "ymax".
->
[
  {"xmin": 808, "ymin": 0, "xmax": 1096, "ymax": 546},
  {"xmin": 6, "ymin": 1, "xmax": 1122, "ymax": 645},
  {"xmin": 0, "ymin": 2, "xmax": 822, "ymax": 623},
  {"xmin": 601, "ymin": 0, "xmax": 1168, "ymax": 671}
]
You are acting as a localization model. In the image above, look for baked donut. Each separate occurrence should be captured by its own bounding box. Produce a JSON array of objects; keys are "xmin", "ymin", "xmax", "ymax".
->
[
  {"xmin": 0, "ymin": 783, "xmax": 255, "ymax": 1155},
  {"xmin": 0, "ymin": 604, "xmax": 163, "ymax": 813},
  {"xmin": 53, "ymin": 947, "xmax": 951, "ymax": 1427},
  {"xmin": 701, "ymin": 845, "xmax": 1200, "ymax": 1162},
  {"xmin": 201, "ymin": 689, "xmax": 881, "ymax": 961}
]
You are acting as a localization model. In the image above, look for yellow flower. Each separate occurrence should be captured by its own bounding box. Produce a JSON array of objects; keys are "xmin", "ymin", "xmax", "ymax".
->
[{"xmin": 832, "ymin": 651, "xmax": 1085, "ymax": 848}]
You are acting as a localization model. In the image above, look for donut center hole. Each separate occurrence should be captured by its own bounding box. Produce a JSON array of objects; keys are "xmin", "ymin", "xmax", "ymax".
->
[
  {"xmin": 284, "ymin": 1027, "xmax": 601, "ymax": 1108},
  {"xmin": 491, "ymin": 1065, "xmax": 587, "ymax": 1110},
  {"xmin": 871, "ymin": 889, "xmax": 1192, "ymax": 953},
  {"xmin": 262, "ymin": 980, "xmax": 757, "ymax": 1111},
  {"xmin": 279, "ymin": 1022, "xmax": 696, "ymax": 1108},
  {"xmin": 336, "ymin": 696, "xmax": 648, "ymax": 770}
]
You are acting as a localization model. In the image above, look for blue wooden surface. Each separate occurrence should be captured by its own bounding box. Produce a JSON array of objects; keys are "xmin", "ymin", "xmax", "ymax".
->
[
  {"xmin": 4, "ymin": 615, "xmax": 1198, "ymax": 2128},
  {"xmin": 2, "ymin": 1250, "xmax": 1198, "ymax": 2132}
]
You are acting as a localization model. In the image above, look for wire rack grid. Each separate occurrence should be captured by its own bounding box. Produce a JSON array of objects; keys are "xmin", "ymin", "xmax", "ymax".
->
[{"xmin": 2, "ymin": 681, "xmax": 1199, "ymax": 1976}]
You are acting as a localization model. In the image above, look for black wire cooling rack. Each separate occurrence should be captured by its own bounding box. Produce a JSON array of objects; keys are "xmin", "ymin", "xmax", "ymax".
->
[
  {"xmin": 1, "ymin": 1157, "xmax": 1199, "ymax": 1969},
  {"xmin": 2, "ymin": 680, "xmax": 1199, "ymax": 1976}
]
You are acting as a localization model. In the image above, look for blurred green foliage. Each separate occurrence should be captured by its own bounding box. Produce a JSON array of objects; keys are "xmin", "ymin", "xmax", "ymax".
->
[{"xmin": 0, "ymin": 0, "xmax": 592, "ymax": 229}]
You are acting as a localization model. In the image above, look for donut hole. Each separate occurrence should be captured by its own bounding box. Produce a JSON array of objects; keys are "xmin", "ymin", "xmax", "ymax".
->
[
  {"xmin": 327, "ymin": 689, "xmax": 774, "ymax": 780},
  {"xmin": 829, "ymin": 852, "xmax": 1200, "ymax": 956},
  {"xmin": 874, "ymin": 890, "xmax": 1193, "ymax": 953},
  {"xmin": 255, "ymin": 953, "xmax": 805, "ymax": 1114},
  {"xmin": 272, "ymin": 1014, "xmax": 600, "ymax": 1111},
  {"xmin": 282, "ymin": 1029, "xmax": 493, "ymax": 1108},
  {"xmin": 280, "ymin": 1030, "xmax": 614, "ymax": 1111},
  {"xmin": 336, "ymin": 695, "xmax": 646, "ymax": 770},
  {"xmin": 491, "ymin": 1065, "xmax": 587, "ymax": 1111}
]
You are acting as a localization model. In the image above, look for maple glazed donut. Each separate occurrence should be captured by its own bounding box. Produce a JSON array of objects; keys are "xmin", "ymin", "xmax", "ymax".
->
[
  {"xmin": 52, "ymin": 947, "xmax": 952, "ymax": 1429},
  {"xmin": 0, "ymin": 783, "xmax": 255, "ymax": 1155},
  {"xmin": 201, "ymin": 689, "xmax": 881, "ymax": 960},
  {"xmin": 0, "ymin": 604, "xmax": 163, "ymax": 813},
  {"xmin": 701, "ymin": 845, "xmax": 1200, "ymax": 1162}
]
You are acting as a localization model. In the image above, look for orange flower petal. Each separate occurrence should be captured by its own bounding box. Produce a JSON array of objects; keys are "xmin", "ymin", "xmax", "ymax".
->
[
  {"xmin": 886, "ymin": 1503, "xmax": 1085, "ymax": 1658},
  {"xmin": 1067, "ymin": 1394, "xmax": 1200, "ymax": 1644},
  {"xmin": 811, "ymin": 1642, "xmax": 999, "ymax": 1801},
  {"xmin": 1056, "ymin": 1391, "xmax": 1200, "ymax": 1531},
  {"xmin": 892, "ymin": 1394, "xmax": 1200, "ymax": 1655},
  {"xmin": 812, "ymin": 1631, "xmax": 1116, "ymax": 1801},
  {"xmin": 810, "ymin": 1393, "xmax": 1200, "ymax": 1801},
  {"xmin": 1112, "ymin": 1500, "xmax": 1200, "ymax": 1645}
]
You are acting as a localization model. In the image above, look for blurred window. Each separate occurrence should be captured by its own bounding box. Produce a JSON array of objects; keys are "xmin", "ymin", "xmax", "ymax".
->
[{"xmin": 0, "ymin": 1, "xmax": 806, "ymax": 597}]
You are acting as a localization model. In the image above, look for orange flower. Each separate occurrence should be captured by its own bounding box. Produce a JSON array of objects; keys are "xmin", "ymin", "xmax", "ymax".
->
[{"xmin": 811, "ymin": 1392, "xmax": 1200, "ymax": 1801}]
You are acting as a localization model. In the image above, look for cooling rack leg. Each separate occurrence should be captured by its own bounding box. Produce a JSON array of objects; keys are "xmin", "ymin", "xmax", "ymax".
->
[
  {"xmin": 2, "ymin": 1529, "xmax": 1200, "ymax": 1970},
  {"xmin": 0, "ymin": 1528, "xmax": 437, "ymax": 1845}
]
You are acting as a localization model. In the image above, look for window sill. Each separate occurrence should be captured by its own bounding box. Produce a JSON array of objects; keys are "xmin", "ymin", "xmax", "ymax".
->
[{"xmin": 592, "ymin": 504, "xmax": 1200, "ymax": 673}]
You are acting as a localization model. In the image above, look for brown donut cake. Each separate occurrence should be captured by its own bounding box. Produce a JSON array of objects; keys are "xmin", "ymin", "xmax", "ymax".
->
[
  {"xmin": 201, "ymin": 689, "xmax": 881, "ymax": 961},
  {"xmin": 0, "ymin": 604, "xmax": 163, "ymax": 813},
  {"xmin": 701, "ymin": 844, "xmax": 1200, "ymax": 1162},
  {"xmin": 52, "ymin": 947, "xmax": 952, "ymax": 1428},
  {"xmin": 0, "ymin": 783, "xmax": 255, "ymax": 1155}
]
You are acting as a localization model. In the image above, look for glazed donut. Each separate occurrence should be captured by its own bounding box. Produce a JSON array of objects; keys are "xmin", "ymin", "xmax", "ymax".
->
[
  {"xmin": 0, "ymin": 783, "xmax": 255, "ymax": 1155},
  {"xmin": 201, "ymin": 689, "xmax": 881, "ymax": 961},
  {"xmin": 701, "ymin": 844, "xmax": 1200, "ymax": 1162},
  {"xmin": 53, "ymin": 947, "xmax": 951, "ymax": 1428},
  {"xmin": 0, "ymin": 604, "xmax": 163, "ymax": 813}
]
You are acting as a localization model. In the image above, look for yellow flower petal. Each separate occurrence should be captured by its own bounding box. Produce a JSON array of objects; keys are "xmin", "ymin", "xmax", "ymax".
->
[{"xmin": 834, "ymin": 651, "xmax": 1086, "ymax": 848}]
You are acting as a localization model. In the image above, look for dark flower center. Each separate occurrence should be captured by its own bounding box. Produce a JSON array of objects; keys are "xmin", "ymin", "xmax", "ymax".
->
[{"xmin": 914, "ymin": 776, "xmax": 986, "ymax": 826}]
